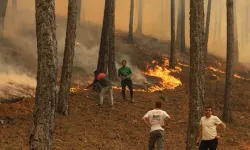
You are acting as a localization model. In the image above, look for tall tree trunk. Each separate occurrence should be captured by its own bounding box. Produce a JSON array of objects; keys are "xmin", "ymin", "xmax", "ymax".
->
[
  {"xmin": 204, "ymin": 0, "xmax": 212, "ymax": 63},
  {"xmin": 176, "ymin": 0, "xmax": 181, "ymax": 49},
  {"xmin": 169, "ymin": 0, "xmax": 176, "ymax": 69},
  {"xmin": 136, "ymin": 0, "xmax": 142, "ymax": 34},
  {"xmin": 128, "ymin": 0, "xmax": 134, "ymax": 44},
  {"xmin": 57, "ymin": 0, "xmax": 77, "ymax": 116},
  {"xmin": 76, "ymin": 0, "xmax": 81, "ymax": 27},
  {"xmin": 96, "ymin": 0, "xmax": 112, "ymax": 73},
  {"xmin": 180, "ymin": 0, "xmax": 186, "ymax": 52},
  {"xmin": 108, "ymin": 0, "xmax": 117, "ymax": 81},
  {"xmin": 186, "ymin": 0, "xmax": 204, "ymax": 149},
  {"xmin": 29, "ymin": 0, "xmax": 58, "ymax": 149},
  {"xmin": 0, "ymin": 0, "xmax": 8, "ymax": 39},
  {"xmin": 233, "ymin": 0, "xmax": 239, "ymax": 64},
  {"xmin": 223, "ymin": 0, "xmax": 234, "ymax": 123}
]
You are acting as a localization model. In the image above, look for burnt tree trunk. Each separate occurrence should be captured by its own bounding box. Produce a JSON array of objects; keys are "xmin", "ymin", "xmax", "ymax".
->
[
  {"xmin": 96, "ymin": 0, "xmax": 112, "ymax": 73},
  {"xmin": 57, "ymin": 0, "xmax": 77, "ymax": 116},
  {"xmin": 223, "ymin": 0, "xmax": 234, "ymax": 123},
  {"xmin": 233, "ymin": 0, "xmax": 239, "ymax": 64},
  {"xmin": 128, "ymin": 0, "xmax": 134, "ymax": 44},
  {"xmin": 176, "ymin": 0, "xmax": 181, "ymax": 48},
  {"xmin": 108, "ymin": 0, "xmax": 117, "ymax": 81},
  {"xmin": 0, "ymin": 0, "xmax": 8, "ymax": 39},
  {"xmin": 204, "ymin": 0, "xmax": 212, "ymax": 63},
  {"xmin": 29, "ymin": 0, "xmax": 58, "ymax": 149},
  {"xmin": 180, "ymin": 0, "xmax": 186, "ymax": 52},
  {"xmin": 76, "ymin": 0, "xmax": 82, "ymax": 27},
  {"xmin": 169, "ymin": 0, "xmax": 176, "ymax": 69},
  {"xmin": 136, "ymin": 0, "xmax": 142, "ymax": 34},
  {"xmin": 186, "ymin": 0, "xmax": 205, "ymax": 149}
]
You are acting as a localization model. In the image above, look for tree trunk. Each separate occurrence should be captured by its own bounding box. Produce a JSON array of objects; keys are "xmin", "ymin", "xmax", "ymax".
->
[
  {"xmin": 108, "ymin": 0, "xmax": 117, "ymax": 81},
  {"xmin": 233, "ymin": 0, "xmax": 239, "ymax": 64},
  {"xmin": 204, "ymin": 0, "xmax": 212, "ymax": 63},
  {"xmin": 186, "ymin": 0, "xmax": 204, "ymax": 149},
  {"xmin": 76, "ymin": 0, "xmax": 81, "ymax": 27},
  {"xmin": 223, "ymin": 0, "xmax": 234, "ymax": 123},
  {"xmin": 180, "ymin": 0, "xmax": 185, "ymax": 50},
  {"xmin": 29, "ymin": 0, "xmax": 58, "ymax": 149},
  {"xmin": 128, "ymin": 0, "xmax": 134, "ymax": 44},
  {"xmin": 136, "ymin": 0, "xmax": 142, "ymax": 34},
  {"xmin": 176, "ymin": 0, "xmax": 181, "ymax": 49},
  {"xmin": 96, "ymin": 0, "xmax": 112, "ymax": 73},
  {"xmin": 0, "ymin": 0, "xmax": 8, "ymax": 39},
  {"xmin": 57, "ymin": 0, "xmax": 77, "ymax": 116},
  {"xmin": 169, "ymin": 0, "xmax": 175, "ymax": 69},
  {"xmin": 180, "ymin": 0, "xmax": 186, "ymax": 52}
]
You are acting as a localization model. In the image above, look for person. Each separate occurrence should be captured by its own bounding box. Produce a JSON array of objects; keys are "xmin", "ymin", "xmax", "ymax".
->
[
  {"xmin": 118, "ymin": 60, "xmax": 134, "ymax": 102},
  {"xmin": 142, "ymin": 101, "xmax": 171, "ymax": 150},
  {"xmin": 85, "ymin": 70, "xmax": 114, "ymax": 106},
  {"xmin": 196, "ymin": 106, "xmax": 226, "ymax": 150}
]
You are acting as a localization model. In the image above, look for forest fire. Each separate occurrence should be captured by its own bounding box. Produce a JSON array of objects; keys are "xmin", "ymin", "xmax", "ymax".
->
[
  {"xmin": 206, "ymin": 66, "xmax": 250, "ymax": 80},
  {"xmin": 145, "ymin": 58, "xmax": 182, "ymax": 91}
]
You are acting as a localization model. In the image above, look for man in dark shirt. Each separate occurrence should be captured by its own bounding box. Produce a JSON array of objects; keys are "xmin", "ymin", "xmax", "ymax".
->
[
  {"xmin": 118, "ymin": 60, "xmax": 134, "ymax": 102},
  {"xmin": 86, "ymin": 70, "xmax": 113, "ymax": 106}
]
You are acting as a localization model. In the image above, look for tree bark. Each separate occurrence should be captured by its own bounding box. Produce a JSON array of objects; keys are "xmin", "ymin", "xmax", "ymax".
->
[
  {"xmin": 180, "ymin": 0, "xmax": 186, "ymax": 52},
  {"xmin": 136, "ymin": 0, "xmax": 142, "ymax": 34},
  {"xmin": 204, "ymin": 0, "xmax": 212, "ymax": 63},
  {"xmin": 76, "ymin": 0, "xmax": 81, "ymax": 27},
  {"xmin": 96, "ymin": 0, "xmax": 112, "ymax": 73},
  {"xmin": 169, "ymin": 0, "xmax": 176, "ymax": 69},
  {"xmin": 29, "ymin": 0, "xmax": 58, "ymax": 149},
  {"xmin": 0, "ymin": 0, "xmax": 8, "ymax": 39},
  {"xmin": 233, "ymin": 0, "xmax": 239, "ymax": 64},
  {"xmin": 176, "ymin": 0, "xmax": 181, "ymax": 49},
  {"xmin": 57, "ymin": 0, "xmax": 77, "ymax": 116},
  {"xmin": 128, "ymin": 0, "xmax": 134, "ymax": 44},
  {"xmin": 223, "ymin": 0, "xmax": 234, "ymax": 123},
  {"xmin": 186, "ymin": 0, "xmax": 204, "ymax": 149},
  {"xmin": 108, "ymin": 0, "xmax": 117, "ymax": 81}
]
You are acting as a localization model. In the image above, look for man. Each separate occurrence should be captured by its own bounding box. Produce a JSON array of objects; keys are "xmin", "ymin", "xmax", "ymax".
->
[
  {"xmin": 118, "ymin": 60, "xmax": 134, "ymax": 102},
  {"xmin": 86, "ymin": 70, "xmax": 114, "ymax": 106},
  {"xmin": 196, "ymin": 106, "xmax": 226, "ymax": 150},
  {"xmin": 142, "ymin": 101, "xmax": 171, "ymax": 150}
]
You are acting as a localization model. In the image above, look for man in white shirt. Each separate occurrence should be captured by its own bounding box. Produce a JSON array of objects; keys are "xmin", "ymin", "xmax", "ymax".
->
[
  {"xmin": 197, "ymin": 106, "xmax": 226, "ymax": 150},
  {"xmin": 142, "ymin": 101, "xmax": 171, "ymax": 150}
]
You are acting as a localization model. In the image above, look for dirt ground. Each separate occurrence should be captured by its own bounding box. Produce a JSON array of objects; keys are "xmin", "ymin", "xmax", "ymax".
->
[{"xmin": 0, "ymin": 20, "xmax": 250, "ymax": 150}]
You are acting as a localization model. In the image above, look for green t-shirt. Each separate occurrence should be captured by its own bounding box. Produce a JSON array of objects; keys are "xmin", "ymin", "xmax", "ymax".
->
[{"xmin": 118, "ymin": 66, "xmax": 132, "ymax": 80}]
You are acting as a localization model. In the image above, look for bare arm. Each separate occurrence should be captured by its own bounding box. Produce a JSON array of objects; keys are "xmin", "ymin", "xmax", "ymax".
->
[
  {"xmin": 197, "ymin": 125, "xmax": 202, "ymax": 143},
  {"xmin": 142, "ymin": 117, "xmax": 150, "ymax": 128},
  {"xmin": 218, "ymin": 122, "xmax": 226, "ymax": 137}
]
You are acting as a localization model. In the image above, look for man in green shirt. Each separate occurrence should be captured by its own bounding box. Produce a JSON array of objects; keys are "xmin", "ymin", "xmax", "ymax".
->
[{"xmin": 118, "ymin": 60, "xmax": 134, "ymax": 102}]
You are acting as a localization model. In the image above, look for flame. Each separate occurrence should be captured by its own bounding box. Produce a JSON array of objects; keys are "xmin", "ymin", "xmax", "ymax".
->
[
  {"xmin": 70, "ymin": 85, "xmax": 81, "ymax": 93},
  {"xmin": 144, "ymin": 58, "xmax": 182, "ymax": 92},
  {"xmin": 206, "ymin": 67, "xmax": 250, "ymax": 80}
]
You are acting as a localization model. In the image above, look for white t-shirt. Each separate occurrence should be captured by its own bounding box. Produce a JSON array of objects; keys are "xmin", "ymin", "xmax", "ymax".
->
[
  {"xmin": 200, "ymin": 115, "xmax": 222, "ymax": 140},
  {"xmin": 143, "ymin": 109, "xmax": 170, "ymax": 132}
]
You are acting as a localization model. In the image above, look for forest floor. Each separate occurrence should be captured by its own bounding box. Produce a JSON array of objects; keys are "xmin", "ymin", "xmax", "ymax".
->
[{"xmin": 0, "ymin": 19, "xmax": 250, "ymax": 150}]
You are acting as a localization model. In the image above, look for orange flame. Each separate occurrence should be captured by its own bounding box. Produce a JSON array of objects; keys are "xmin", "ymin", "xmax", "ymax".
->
[{"xmin": 144, "ymin": 59, "xmax": 182, "ymax": 92}]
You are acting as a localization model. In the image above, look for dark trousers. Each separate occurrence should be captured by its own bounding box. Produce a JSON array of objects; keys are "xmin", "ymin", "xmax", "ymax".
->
[
  {"xmin": 199, "ymin": 138, "xmax": 218, "ymax": 150},
  {"xmin": 121, "ymin": 79, "xmax": 133, "ymax": 100},
  {"xmin": 148, "ymin": 130, "xmax": 164, "ymax": 150}
]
